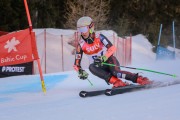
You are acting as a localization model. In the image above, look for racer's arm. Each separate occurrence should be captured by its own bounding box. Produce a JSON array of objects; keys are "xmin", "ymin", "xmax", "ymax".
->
[
  {"xmin": 73, "ymin": 44, "xmax": 89, "ymax": 80},
  {"xmin": 100, "ymin": 34, "xmax": 116, "ymax": 59},
  {"xmin": 73, "ymin": 44, "xmax": 83, "ymax": 71}
]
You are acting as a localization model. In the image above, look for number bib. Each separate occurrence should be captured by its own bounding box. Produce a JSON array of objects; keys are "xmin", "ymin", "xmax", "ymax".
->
[{"xmin": 79, "ymin": 34, "xmax": 107, "ymax": 63}]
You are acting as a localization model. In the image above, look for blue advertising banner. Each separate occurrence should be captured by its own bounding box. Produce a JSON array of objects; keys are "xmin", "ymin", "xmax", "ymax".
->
[{"xmin": 156, "ymin": 45, "xmax": 175, "ymax": 60}]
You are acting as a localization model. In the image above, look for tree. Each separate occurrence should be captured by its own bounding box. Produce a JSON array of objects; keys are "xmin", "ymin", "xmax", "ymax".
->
[
  {"xmin": 0, "ymin": 0, "xmax": 12, "ymax": 31},
  {"xmin": 28, "ymin": 0, "xmax": 66, "ymax": 28},
  {"xmin": 0, "ymin": 0, "xmax": 28, "ymax": 32},
  {"xmin": 64, "ymin": 0, "xmax": 110, "ymax": 30},
  {"xmin": 108, "ymin": 0, "xmax": 179, "ymax": 48}
]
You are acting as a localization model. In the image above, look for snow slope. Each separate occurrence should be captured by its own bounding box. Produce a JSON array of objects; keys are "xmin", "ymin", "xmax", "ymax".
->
[{"xmin": 0, "ymin": 32, "xmax": 180, "ymax": 120}]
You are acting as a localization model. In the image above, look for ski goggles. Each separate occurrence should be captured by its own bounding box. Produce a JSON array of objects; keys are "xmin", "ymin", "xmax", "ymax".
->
[{"xmin": 77, "ymin": 26, "xmax": 89, "ymax": 33}]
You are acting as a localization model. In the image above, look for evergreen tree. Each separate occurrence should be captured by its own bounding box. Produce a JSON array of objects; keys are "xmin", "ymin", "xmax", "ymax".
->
[
  {"xmin": 0, "ymin": 0, "xmax": 12, "ymax": 31},
  {"xmin": 0, "ymin": 0, "xmax": 28, "ymax": 31},
  {"xmin": 28, "ymin": 0, "xmax": 66, "ymax": 28}
]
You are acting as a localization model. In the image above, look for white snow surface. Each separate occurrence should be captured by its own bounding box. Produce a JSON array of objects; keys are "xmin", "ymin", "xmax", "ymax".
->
[{"xmin": 0, "ymin": 31, "xmax": 180, "ymax": 120}]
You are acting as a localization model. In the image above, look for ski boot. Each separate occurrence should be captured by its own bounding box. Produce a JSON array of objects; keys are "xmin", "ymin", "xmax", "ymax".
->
[
  {"xmin": 109, "ymin": 76, "xmax": 127, "ymax": 88},
  {"xmin": 136, "ymin": 75, "xmax": 152, "ymax": 85}
]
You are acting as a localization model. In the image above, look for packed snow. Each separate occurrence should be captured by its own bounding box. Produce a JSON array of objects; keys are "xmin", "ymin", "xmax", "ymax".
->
[{"xmin": 0, "ymin": 30, "xmax": 180, "ymax": 120}]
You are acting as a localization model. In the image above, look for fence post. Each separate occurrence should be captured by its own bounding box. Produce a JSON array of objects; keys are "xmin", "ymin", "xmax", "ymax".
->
[
  {"xmin": 129, "ymin": 34, "xmax": 132, "ymax": 65},
  {"xmin": 61, "ymin": 35, "xmax": 64, "ymax": 72},
  {"xmin": 125, "ymin": 38, "xmax": 128, "ymax": 66},
  {"xmin": 44, "ymin": 29, "xmax": 47, "ymax": 73},
  {"xmin": 113, "ymin": 32, "xmax": 115, "ymax": 45},
  {"xmin": 123, "ymin": 38, "xmax": 125, "ymax": 66},
  {"xmin": 116, "ymin": 37, "xmax": 119, "ymax": 59}
]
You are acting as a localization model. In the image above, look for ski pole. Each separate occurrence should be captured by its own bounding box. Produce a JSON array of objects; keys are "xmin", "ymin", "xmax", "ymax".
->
[
  {"xmin": 102, "ymin": 62, "xmax": 177, "ymax": 78},
  {"xmin": 74, "ymin": 66, "xmax": 93, "ymax": 86},
  {"xmin": 77, "ymin": 73, "xmax": 93, "ymax": 86},
  {"xmin": 87, "ymin": 78, "xmax": 93, "ymax": 86}
]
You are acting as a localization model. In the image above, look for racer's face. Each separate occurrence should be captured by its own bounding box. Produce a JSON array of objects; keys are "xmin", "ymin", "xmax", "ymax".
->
[{"xmin": 78, "ymin": 26, "xmax": 90, "ymax": 39}]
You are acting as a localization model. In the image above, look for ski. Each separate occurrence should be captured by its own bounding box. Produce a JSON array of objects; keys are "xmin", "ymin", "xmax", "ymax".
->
[
  {"xmin": 105, "ymin": 80, "xmax": 180, "ymax": 96},
  {"xmin": 79, "ymin": 80, "xmax": 180, "ymax": 98},
  {"xmin": 79, "ymin": 90, "xmax": 105, "ymax": 98},
  {"xmin": 79, "ymin": 85, "xmax": 144, "ymax": 98},
  {"xmin": 105, "ymin": 82, "xmax": 161, "ymax": 96}
]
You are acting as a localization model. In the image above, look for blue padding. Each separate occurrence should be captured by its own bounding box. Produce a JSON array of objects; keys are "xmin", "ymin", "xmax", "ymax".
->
[
  {"xmin": 156, "ymin": 45, "xmax": 175, "ymax": 60},
  {"xmin": 0, "ymin": 74, "xmax": 68, "ymax": 94}
]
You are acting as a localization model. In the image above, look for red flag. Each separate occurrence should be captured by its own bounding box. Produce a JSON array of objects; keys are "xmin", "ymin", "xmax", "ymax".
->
[{"xmin": 0, "ymin": 28, "xmax": 39, "ymax": 66}]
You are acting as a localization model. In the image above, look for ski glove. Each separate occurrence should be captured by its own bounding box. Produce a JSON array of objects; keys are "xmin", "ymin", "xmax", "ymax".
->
[
  {"xmin": 94, "ymin": 56, "xmax": 107, "ymax": 67},
  {"xmin": 78, "ymin": 69, "xmax": 89, "ymax": 80}
]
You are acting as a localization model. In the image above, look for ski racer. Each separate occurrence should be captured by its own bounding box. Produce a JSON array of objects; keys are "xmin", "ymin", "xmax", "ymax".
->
[{"xmin": 73, "ymin": 16, "xmax": 152, "ymax": 88}]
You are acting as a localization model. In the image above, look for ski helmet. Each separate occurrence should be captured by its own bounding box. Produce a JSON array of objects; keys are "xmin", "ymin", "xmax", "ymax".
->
[{"xmin": 77, "ymin": 16, "xmax": 94, "ymax": 34}]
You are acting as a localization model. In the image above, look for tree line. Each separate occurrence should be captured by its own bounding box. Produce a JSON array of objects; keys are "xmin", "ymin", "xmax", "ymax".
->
[{"xmin": 0, "ymin": 0, "xmax": 179, "ymax": 47}]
